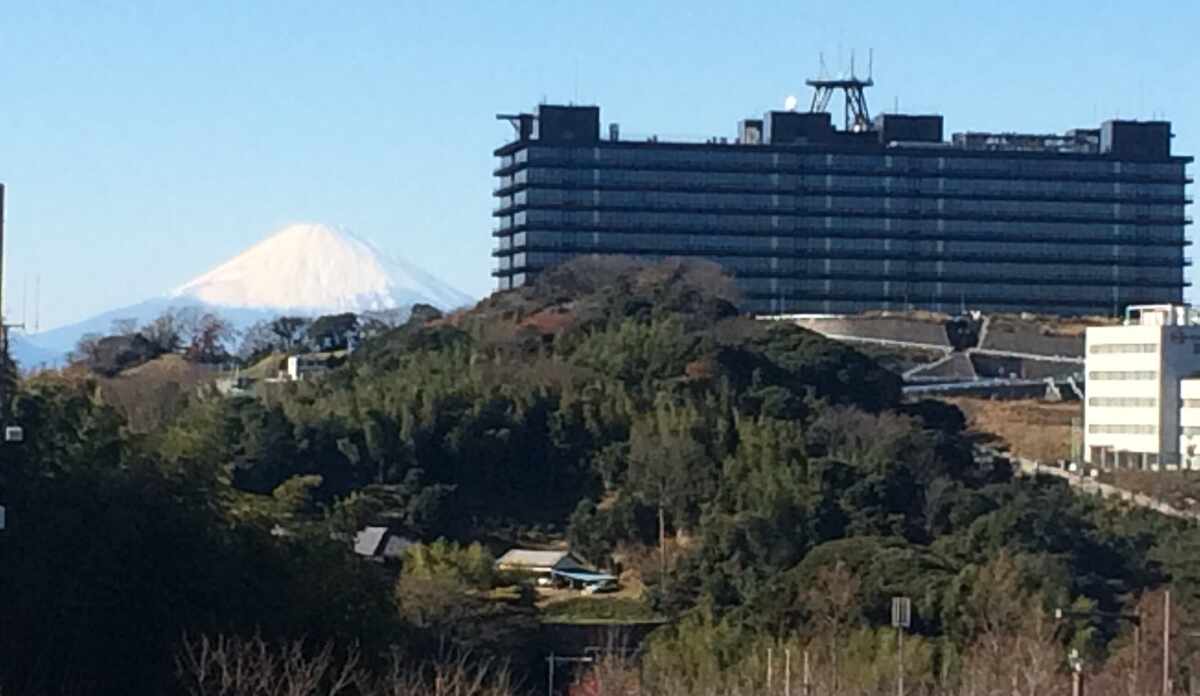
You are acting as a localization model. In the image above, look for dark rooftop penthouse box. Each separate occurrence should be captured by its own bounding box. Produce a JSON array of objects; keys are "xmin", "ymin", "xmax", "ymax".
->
[
  {"xmin": 535, "ymin": 105, "xmax": 600, "ymax": 144},
  {"xmin": 1102, "ymin": 120, "xmax": 1172, "ymax": 160},
  {"xmin": 875, "ymin": 114, "xmax": 944, "ymax": 144},
  {"xmin": 763, "ymin": 110, "xmax": 833, "ymax": 144}
]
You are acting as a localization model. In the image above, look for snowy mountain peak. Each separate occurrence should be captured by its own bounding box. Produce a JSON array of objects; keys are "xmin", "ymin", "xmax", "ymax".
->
[{"xmin": 170, "ymin": 223, "xmax": 472, "ymax": 313}]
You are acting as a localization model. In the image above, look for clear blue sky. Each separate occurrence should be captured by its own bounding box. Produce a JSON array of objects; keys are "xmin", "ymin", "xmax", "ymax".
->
[{"xmin": 2, "ymin": 0, "xmax": 1196, "ymax": 330}]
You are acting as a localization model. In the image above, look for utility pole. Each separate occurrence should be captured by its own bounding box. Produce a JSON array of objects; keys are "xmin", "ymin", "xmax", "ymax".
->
[
  {"xmin": 767, "ymin": 646, "xmax": 773, "ymax": 693},
  {"xmin": 892, "ymin": 596, "xmax": 912, "ymax": 696},
  {"xmin": 803, "ymin": 649, "xmax": 812, "ymax": 696},
  {"xmin": 1136, "ymin": 619, "xmax": 1142, "ymax": 696},
  {"xmin": 785, "ymin": 648, "xmax": 792, "ymax": 696},
  {"xmin": 1055, "ymin": 607, "xmax": 1142, "ymax": 696},
  {"xmin": 1069, "ymin": 649, "xmax": 1085, "ymax": 696},
  {"xmin": 0, "ymin": 184, "xmax": 8, "ymax": 535},
  {"xmin": 0, "ymin": 182, "xmax": 6, "ymax": 353},
  {"xmin": 657, "ymin": 502, "xmax": 666, "ymax": 582},
  {"xmin": 1165, "ymin": 590, "xmax": 1172, "ymax": 696},
  {"xmin": 0, "ymin": 183, "xmax": 7, "ymax": 381}
]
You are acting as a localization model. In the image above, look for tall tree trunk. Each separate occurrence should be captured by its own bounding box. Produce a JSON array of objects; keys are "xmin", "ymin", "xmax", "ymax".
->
[{"xmin": 658, "ymin": 503, "xmax": 667, "ymax": 580}]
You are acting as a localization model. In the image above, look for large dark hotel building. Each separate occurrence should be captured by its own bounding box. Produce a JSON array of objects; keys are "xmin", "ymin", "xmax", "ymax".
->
[{"xmin": 492, "ymin": 85, "xmax": 1191, "ymax": 316}]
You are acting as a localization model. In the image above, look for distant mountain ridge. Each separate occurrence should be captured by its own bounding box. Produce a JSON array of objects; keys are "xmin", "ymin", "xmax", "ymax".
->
[{"xmin": 13, "ymin": 223, "xmax": 474, "ymax": 368}]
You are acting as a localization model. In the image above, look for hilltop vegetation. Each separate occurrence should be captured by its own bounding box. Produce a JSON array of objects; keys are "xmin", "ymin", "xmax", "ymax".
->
[{"xmin": 4, "ymin": 257, "xmax": 1200, "ymax": 695}]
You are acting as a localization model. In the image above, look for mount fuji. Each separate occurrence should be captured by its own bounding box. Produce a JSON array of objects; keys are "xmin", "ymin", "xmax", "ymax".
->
[{"xmin": 12, "ymin": 223, "xmax": 475, "ymax": 368}]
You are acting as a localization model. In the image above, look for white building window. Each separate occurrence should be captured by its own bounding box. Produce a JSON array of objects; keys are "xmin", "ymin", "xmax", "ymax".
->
[
  {"xmin": 1088, "ymin": 424, "xmax": 1156, "ymax": 434},
  {"xmin": 1088, "ymin": 371, "xmax": 1157, "ymax": 381},
  {"xmin": 1088, "ymin": 397, "xmax": 1156, "ymax": 407},
  {"xmin": 1089, "ymin": 343, "xmax": 1157, "ymax": 354}
]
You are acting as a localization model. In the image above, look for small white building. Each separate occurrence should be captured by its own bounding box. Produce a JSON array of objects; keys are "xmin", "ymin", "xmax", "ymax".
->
[
  {"xmin": 286, "ymin": 355, "xmax": 331, "ymax": 382},
  {"xmin": 494, "ymin": 548, "xmax": 617, "ymax": 590},
  {"xmin": 1085, "ymin": 304, "xmax": 1200, "ymax": 470},
  {"xmin": 495, "ymin": 549, "xmax": 592, "ymax": 576}
]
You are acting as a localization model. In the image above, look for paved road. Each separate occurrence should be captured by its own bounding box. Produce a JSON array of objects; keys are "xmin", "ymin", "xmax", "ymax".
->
[{"xmin": 982, "ymin": 447, "xmax": 1200, "ymax": 523}]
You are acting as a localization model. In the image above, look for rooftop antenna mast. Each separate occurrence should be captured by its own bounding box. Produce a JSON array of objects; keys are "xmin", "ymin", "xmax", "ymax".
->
[
  {"xmin": 807, "ymin": 49, "xmax": 875, "ymax": 132},
  {"xmin": 0, "ymin": 186, "xmax": 22, "ymax": 361},
  {"xmin": 0, "ymin": 185, "xmax": 8, "ymax": 358},
  {"xmin": 0, "ymin": 181, "xmax": 23, "ymax": 452}
]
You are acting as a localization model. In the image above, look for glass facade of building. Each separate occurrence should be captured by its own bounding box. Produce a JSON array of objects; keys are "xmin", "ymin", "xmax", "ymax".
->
[{"xmin": 493, "ymin": 105, "xmax": 1192, "ymax": 316}]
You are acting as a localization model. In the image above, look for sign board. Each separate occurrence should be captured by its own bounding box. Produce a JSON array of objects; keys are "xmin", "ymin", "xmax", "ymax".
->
[
  {"xmin": 3, "ymin": 425, "xmax": 22, "ymax": 443},
  {"xmin": 891, "ymin": 596, "xmax": 912, "ymax": 628}
]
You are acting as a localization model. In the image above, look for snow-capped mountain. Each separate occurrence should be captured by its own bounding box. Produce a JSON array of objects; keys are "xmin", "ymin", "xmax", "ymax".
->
[
  {"xmin": 13, "ymin": 223, "xmax": 474, "ymax": 368},
  {"xmin": 171, "ymin": 223, "xmax": 472, "ymax": 312}
]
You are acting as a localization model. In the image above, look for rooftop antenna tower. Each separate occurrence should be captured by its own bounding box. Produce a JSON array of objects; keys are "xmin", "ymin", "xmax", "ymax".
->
[
  {"xmin": 807, "ymin": 48, "xmax": 875, "ymax": 132},
  {"xmin": 0, "ymin": 185, "xmax": 21, "ymax": 361},
  {"xmin": 0, "ymin": 184, "xmax": 7, "ymax": 357}
]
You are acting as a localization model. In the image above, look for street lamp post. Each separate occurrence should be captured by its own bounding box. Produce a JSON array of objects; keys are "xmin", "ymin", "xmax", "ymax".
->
[
  {"xmin": 1071, "ymin": 649, "xmax": 1086, "ymax": 696},
  {"xmin": 1165, "ymin": 591, "xmax": 1171, "ymax": 696},
  {"xmin": 892, "ymin": 597, "xmax": 912, "ymax": 696},
  {"xmin": 1056, "ymin": 607, "xmax": 1143, "ymax": 696}
]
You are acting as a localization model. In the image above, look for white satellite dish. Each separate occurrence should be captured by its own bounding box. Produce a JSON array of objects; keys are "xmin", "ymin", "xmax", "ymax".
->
[{"xmin": 784, "ymin": 95, "xmax": 798, "ymax": 111}]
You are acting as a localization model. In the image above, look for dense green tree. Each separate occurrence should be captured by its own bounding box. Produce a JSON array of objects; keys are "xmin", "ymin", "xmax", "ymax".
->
[{"xmin": 10, "ymin": 257, "xmax": 1199, "ymax": 693}]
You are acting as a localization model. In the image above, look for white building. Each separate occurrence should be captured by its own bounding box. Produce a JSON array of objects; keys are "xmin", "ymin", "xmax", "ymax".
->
[
  {"xmin": 494, "ymin": 549, "xmax": 590, "ymax": 576},
  {"xmin": 1085, "ymin": 305, "xmax": 1200, "ymax": 470},
  {"xmin": 285, "ymin": 355, "xmax": 330, "ymax": 382}
]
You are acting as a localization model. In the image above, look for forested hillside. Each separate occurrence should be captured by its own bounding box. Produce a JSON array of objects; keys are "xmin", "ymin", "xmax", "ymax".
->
[{"xmin": 3, "ymin": 257, "xmax": 1199, "ymax": 695}]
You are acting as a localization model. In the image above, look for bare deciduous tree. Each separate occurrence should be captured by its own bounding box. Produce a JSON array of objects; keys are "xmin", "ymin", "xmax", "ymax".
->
[
  {"xmin": 806, "ymin": 559, "xmax": 861, "ymax": 693},
  {"xmin": 957, "ymin": 553, "xmax": 1065, "ymax": 696},
  {"xmin": 176, "ymin": 634, "xmax": 514, "ymax": 696},
  {"xmin": 175, "ymin": 635, "xmax": 362, "ymax": 696}
]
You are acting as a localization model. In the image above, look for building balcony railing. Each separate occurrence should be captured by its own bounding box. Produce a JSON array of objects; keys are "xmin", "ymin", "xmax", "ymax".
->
[
  {"xmin": 495, "ymin": 158, "xmax": 1192, "ymax": 186},
  {"xmin": 493, "ymin": 260, "xmax": 1188, "ymax": 290},
  {"xmin": 495, "ymin": 202, "xmax": 1190, "ymax": 226},
  {"xmin": 492, "ymin": 242, "xmax": 1191, "ymax": 268},
  {"xmin": 493, "ymin": 179, "xmax": 1192, "ymax": 206},
  {"xmin": 491, "ymin": 221, "xmax": 1191, "ymax": 247}
]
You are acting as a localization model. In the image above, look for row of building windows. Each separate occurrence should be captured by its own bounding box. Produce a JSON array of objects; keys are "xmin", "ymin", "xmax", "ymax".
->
[
  {"xmin": 1089, "ymin": 343, "xmax": 1158, "ymax": 354},
  {"xmin": 514, "ymin": 147, "xmax": 1185, "ymax": 178},
  {"xmin": 749, "ymin": 297, "xmax": 1117, "ymax": 314},
  {"xmin": 496, "ymin": 262, "xmax": 1170, "ymax": 302},
  {"xmin": 1088, "ymin": 424, "xmax": 1157, "ymax": 434},
  {"xmin": 817, "ymin": 217, "xmax": 1185, "ymax": 241},
  {"xmin": 722, "ymin": 277, "xmax": 1172, "ymax": 299},
  {"xmin": 497, "ymin": 220, "xmax": 1186, "ymax": 249},
  {"xmin": 500, "ymin": 169, "xmax": 1185, "ymax": 200},
  {"xmin": 500, "ymin": 249, "xmax": 1175, "ymax": 284},
  {"xmin": 510, "ymin": 230, "xmax": 1180, "ymax": 261},
  {"xmin": 497, "ymin": 273, "xmax": 1158, "ymax": 315},
  {"xmin": 1088, "ymin": 397, "xmax": 1157, "ymax": 407},
  {"xmin": 502, "ymin": 193, "xmax": 1183, "ymax": 220},
  {"xmin": 1089, "ymin": 371, "xmax": 1158, "ymax": 380},
  {"xmin": 501, "ymin": 209, "xmax": 1189, "ymax": 236},
  {"xmin": 503, "ymin": 147, "xmax": 1186, "ymax": 181}
]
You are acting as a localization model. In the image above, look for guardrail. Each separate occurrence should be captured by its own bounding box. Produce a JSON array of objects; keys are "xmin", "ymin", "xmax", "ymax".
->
[{"xmin": 983, "ymin": 447, "xmax": 1200, "ymax": 522}]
